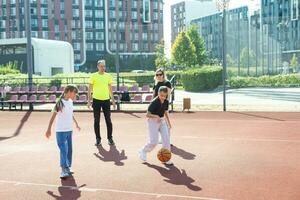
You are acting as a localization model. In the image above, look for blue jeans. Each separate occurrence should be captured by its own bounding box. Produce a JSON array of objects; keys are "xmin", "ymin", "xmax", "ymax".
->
[{"xmin": 56, "ymin": 131, "xmax": 72, "ymax": 168}]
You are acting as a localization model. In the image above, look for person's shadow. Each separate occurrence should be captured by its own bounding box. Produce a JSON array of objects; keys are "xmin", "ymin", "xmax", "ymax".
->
[
  {"xmin": 47, "ymin": 176, "xmax": 86, "ymax": 200},
  {"xmin": 144, "ymin": 163, "xmax": 201, "ymax": 191},
  {"xmin": 171, "ymin": 145, "xmax": 196, "ymax": 160},
  {"xmin": 94, "ymin": 145, "xmax": 127, "ymax": 166}
]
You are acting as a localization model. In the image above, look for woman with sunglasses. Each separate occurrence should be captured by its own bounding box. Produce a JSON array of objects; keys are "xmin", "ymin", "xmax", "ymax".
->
[
  {"xmin": 153, "ymin": 68, "xmax": 172, "ymax": 100},
  {"xmin": 153, "ymin": 68, "xmax": 173, "ymax": 146}
]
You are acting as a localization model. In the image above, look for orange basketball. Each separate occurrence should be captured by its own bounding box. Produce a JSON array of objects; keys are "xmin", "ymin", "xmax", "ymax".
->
[{"xmin": 157, "ymin": 148, "xmax": 171, "ymax": 162}]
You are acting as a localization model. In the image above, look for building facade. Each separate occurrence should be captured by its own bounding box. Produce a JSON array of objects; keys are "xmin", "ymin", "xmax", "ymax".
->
[
  {"xmin": 0, "ymin": 0, "xmax": 164, "ymax": 72},
  {"xmin": 171, "ymin": 0, "xmax": 217, "ymax": 43},
  {"xmin": 261, "ymin": 0, "xmax": 300, "ymax": 73},
  {"xmin": 191, "ymin": 6, "xmax": 249, "ymax": 66}
]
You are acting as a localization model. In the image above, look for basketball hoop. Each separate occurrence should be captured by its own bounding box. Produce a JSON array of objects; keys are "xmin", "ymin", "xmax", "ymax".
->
[{"xmin": 215, "ymin": 0, "xmax": 230, "ymax": 11}]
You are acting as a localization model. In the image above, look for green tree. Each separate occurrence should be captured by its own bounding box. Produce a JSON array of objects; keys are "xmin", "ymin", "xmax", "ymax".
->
[
  {"xmin": 290, "ymin": 53, "xmax": 298, "ymax": 71},
  {"xmin": 226, "ymin": 54, "xmax": 235, "ymax": 67},
  {"xmin": 240, "ymin": 48, "xmax": 256, "ymax": 67},
  {"xmin": 171, "ymin": 31, "xmax": 197, "ymax": 68},
  {"xmin": 155, "ymin": 39, "xmax": 168, "ymax": 69},
  {"xmin": 187, "ymin": 25, "xmax": 207, "ymax": 66}
]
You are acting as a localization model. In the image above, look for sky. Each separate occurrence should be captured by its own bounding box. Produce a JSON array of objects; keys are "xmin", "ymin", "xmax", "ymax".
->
[{"xmin": 163, "ymin": 0, "xmax": 260, "ymax": 56}]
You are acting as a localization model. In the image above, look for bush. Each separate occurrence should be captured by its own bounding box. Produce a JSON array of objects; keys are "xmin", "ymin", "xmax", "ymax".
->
[
  {"xmin": 0, "ymin": 66, "xmax": 20, "ymax": 75},
  {"xmin": 182, "ymin": 66, "xmax": 222, "ymax": 92},
  {"xmin": 229, "ymin": 74, "xmax": 300, "ymax": 88}
]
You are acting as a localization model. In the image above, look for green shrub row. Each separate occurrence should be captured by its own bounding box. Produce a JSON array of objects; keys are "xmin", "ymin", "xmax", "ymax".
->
[
  {"xmin": 0, "ymin": 66, "xmax": 20, "ymax": 75},
  {"xmin": 229, "ymin": 74, "xmax": 300, "ymax": 88},
  {"xmin": 182, "ymin": 66, "xmax": 223, "ymax": 92}
]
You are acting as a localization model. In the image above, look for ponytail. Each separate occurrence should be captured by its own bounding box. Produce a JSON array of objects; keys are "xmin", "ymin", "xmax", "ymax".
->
[
  {"xmin": 54, "ymin": 92, "xmax": 65, "ymax": 112},
  {"xmin": 53, "ymin": 84, "xmax": 78, "ymax": 112}
]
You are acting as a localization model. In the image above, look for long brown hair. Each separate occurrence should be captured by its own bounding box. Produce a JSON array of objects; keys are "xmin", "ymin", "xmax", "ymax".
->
[{"xmin": 54, "ymin": 85, "xmax": 78, "ymax": 112}]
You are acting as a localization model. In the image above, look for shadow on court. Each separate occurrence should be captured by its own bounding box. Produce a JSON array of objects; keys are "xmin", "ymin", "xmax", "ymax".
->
[
  {"xmin": 47, "ymin": 176, "xmax": 86, "ymax": 200},
  {"xmin": 231, "ymin": 112, "xmax": 285, "ymax": 122},
  {"xmin": 94, "ymin": 145, "xmax": 128, "ymax": 166},
  {"xmin": 144, "ymin": 163, "xmax": 201, "ymax": 191},
  {"xmin": 0, "ymin": 111, "xmax": 31, "ymax": 142},
  {"xmin": 171, "ymin": 145, "xmax": 196, "ymax": 160}
]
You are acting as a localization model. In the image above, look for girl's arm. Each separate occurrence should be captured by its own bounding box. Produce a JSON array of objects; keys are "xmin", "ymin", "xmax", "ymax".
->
[
  {"xmin": 164, "ymin": 111, "xmax": 172, "ymax": 129},
  {"xmin": 146, "ymin": 111, "xmax": 161, "ymax": 122},
  {"xmin": 73, "ymin": 115, "xmax": 81, "ymax": 131},
  {"xmin": 46, "ymin": 112, "xmax": 57, "ymax": 139}
]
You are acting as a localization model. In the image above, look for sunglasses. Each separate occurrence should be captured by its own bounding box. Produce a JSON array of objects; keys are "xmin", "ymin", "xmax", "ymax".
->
[{"xmin": 156, "ymin": 73, "xmax": 163, "ymax": 77}]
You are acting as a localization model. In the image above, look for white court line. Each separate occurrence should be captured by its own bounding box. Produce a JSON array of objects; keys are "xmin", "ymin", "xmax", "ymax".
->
[
  {"xmin": 0, "ymin": 180, "xmax": 225, "ymax": 200},
  {"xmin": 128, "ymin": 134, "xmax": 300, "ymax": 143}
]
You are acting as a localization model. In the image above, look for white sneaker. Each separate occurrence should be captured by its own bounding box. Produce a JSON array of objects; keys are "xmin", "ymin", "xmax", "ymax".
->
[
  {"xmin": 138, "ymin": 149, "xmax": 147, "ymax": 162},
  {"xmin": 164, "ymin": 160, "xmax": 174, "ymax": 166},
  {"xmin": 60, "ymin": 171, "xmax": 69, "ymax": 179}
]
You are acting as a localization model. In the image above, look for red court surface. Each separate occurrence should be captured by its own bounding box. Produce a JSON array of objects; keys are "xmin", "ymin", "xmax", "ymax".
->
[{"xmin": 0, "ymin": 111, "xmax": 299, "ymax": 200}]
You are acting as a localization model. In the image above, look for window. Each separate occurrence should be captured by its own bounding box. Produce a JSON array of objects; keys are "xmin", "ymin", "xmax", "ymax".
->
[
  {"xmin": 74, "ymin": 54, "xmax": 81, "ymax": 61},
  {"xmin": 41, "ymin": 7, "xmax": 48, "ymax": 15},
  {"xmin": 291, "ymin": 0, "xmax": 299, "ymax": 20},
  {"xmin": 31, "ymin": 19, "xmax": 38, "ymax": 27},
  {"xmin": 86, "ymin": 32, "xmax": 93, "ymax": 40},
  {"xmin": 87, "ymin": 43, "xmax": 94, "ymax": 51},
  {"xmin": 42, "ymin": 31, "xmax": 48, "ymax": 38},
  {"xmin": 95, "ymin": 10, "xmax": 103, "ymax": 18},
  {"xmin": 143, "ymin": 0, "xmax": 151, "ymax": 23},
  {"xmin": 95, "ymin": 32, "xmax": 104, "ymax": 40},
  {"xmin": 85, "ymin": 0, "xmax": 93, "ymax": 6},
  {"xmin": 132, "ymin": 0, "xmax": 137, "ymax": 8},
  {"xmin": 31, "ymin": 31, "xmax": 38, "ymax": 37},
  {"xmin": 95, "ymin": 0, "xmax": 103, "ymax": 7},
  {"xmin": 42, "ymin": 19, "xmax": 48, "ymax": 27},
  {"xmin": 132, "ymin": 11, "xmax": 137, "ymax": 20},
  {"xmin": 95, "ymin": 21, "xmax": 104, "ymax": 29},
  {"xmin": 72, "ymin": 32, "xmax": 76, "ymax": 39},
  {"xmin": 132, "ymin": 43, "xmax": 138, "ymax": 51},
  {"xmin": 109, "ymin": 0, "xmax": 116, "ymax": 8},
  {"xmin": 73, "ymin": 0, "xmax": 79, "ymax": 5},
  {"xmin": 96, "ymin": 43, "xmax": 104, "ymax": 51},
  {"xmin": 10, "ymin": 8, "xmax": 16, "ymax": 15},
  {"xmin": 73, "ymin": 42, "xmax": 81, "ymax": 51},
  {"xmin": 86, "ymin": 20, "xmax": 93, "ymax": 28},
  {"xmin": 85, "ymin": 9, "xmax": 93, "ymax": 18},
  {"xmin": 73, "ymin": 9, "xmax": 79, "ymax": 17},
  {"xmin": 110, "ymin": 10, "xmax": 116, "ymax": 18}
]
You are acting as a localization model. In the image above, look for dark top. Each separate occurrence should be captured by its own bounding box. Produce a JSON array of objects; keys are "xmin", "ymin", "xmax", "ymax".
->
[
  {"xmin": 148, "ymin": 97, "xmax": 169, "ymax": 118},
  {"xmin": 153, "ymin": 80, "xmax": 172, "ymax": 97}
]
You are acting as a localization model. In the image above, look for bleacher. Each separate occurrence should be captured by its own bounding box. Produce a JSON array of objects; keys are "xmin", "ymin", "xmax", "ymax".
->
[
  {"xmin": 0, "ymin": 84, "xmax": 174, "ymax": 111},
  {"xmin": 0, "ymin": 75, "xmax": 176, "ymax": 111}
]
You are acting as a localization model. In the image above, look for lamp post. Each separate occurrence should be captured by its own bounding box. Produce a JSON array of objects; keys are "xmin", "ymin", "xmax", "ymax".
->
[
  {"xmin": 24, "ymin": 0, "xmax": 33, "ymax": 111},
  {"xmin": 216, "ymin": 0, "xmax": 230, "ymax": 112}
]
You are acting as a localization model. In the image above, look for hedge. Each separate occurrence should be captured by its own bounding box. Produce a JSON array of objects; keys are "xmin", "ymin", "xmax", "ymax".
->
[
  {"xmin": 182, "ymin": 66, "xmax": 223, "ymax": 92},
  {"xmin": 0, "ymin": 66, "xmax": 20, "ymax": 75},
  {"xmin": 229, "ymin": 74, "xmax": 300, "ymax": 88}
]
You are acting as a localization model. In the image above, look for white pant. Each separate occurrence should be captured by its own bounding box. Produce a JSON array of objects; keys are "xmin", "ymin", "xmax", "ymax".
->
[{"xmin": 142, "ymin": 118, "xmax": 170, "ymax": 153}]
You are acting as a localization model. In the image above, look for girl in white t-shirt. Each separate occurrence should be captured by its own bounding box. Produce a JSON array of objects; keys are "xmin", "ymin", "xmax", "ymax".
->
[{"xmin": 45, "ymin": 85, "xmax": 81, "ymax": 179}]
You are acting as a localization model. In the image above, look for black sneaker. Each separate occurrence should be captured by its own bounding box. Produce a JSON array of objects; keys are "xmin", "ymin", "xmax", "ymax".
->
[
  {"xmin": 95, "ymin": 139, "xmax": 101, "ymax": 146},
  {"xmin": 108, "ymin": 138, "xmax": 115, "ymax": 146}
]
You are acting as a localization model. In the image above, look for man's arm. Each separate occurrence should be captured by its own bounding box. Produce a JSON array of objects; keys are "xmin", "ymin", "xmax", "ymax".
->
[
  {"xmin": 87, "ymin": 83, "xmax": 93, "ymax": 109},
  {"xmin": 108, "ymin": 83, "xmax": 116, "ymax": 109}
]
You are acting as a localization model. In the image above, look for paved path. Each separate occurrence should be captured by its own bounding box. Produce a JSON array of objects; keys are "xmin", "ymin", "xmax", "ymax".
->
[{"xmin": 175, "ymin": 88, "xmax": 300, "ymax": 111}]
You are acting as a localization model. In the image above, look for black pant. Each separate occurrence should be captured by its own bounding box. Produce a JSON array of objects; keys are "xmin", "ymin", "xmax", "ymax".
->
[{"xmin": 92, "ymin": 99, "xmax": 113, "ymax": 140}]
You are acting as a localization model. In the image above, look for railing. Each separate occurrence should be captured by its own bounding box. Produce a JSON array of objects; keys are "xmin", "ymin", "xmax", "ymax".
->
[{"xmin": 0, "ymin": 74, "xmax": 177, "ymax": 112}]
